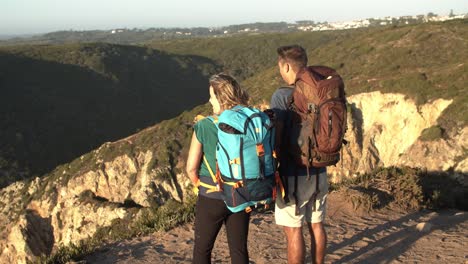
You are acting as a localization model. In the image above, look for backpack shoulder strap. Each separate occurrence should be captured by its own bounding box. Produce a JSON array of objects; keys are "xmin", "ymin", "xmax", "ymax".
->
[
  {"xmin": 309, "ymin": 65, "xmax": 339, "ymax": 78},
  {"xmin": 193, "ymin": 114, "xmax": 221, "ymax": 193},
  {"xmin": 202, "ymin": 155, "xmax": 216, "ymax": 182},
  {"xmin": 195, "ymin": 114, "xmax": 218, "ymax": 123},
  {"xmin": 199, "ymin": 155, "xmax": 221, "ymax": 193},
  {"xmin": 294, "ymin": 67, "xmax": 323, "ymax": 89},
  {"xmin": 194, "ymin": 114, "xmax": 205, "ymax": 123}
]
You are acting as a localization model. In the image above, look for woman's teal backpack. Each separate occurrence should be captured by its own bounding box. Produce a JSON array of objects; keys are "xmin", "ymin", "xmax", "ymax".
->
[{"xmin": 215, "ymin": 105, "xmax": 277, "ymax": 213}]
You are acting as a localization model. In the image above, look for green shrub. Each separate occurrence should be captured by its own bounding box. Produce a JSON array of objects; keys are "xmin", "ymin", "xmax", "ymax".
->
[
  {"xmin": 332, "ymin": 166, "xmax": 467, "ymax": 211},
  {"xmin": 419, "ymin": 125, "xmax": 444, "ymax": 141}
]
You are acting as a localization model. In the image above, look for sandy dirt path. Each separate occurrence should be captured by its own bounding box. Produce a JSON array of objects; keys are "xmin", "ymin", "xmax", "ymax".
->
[{"xmin": 84, "ymin": 193, "xmax": 468, "ymax": 264}]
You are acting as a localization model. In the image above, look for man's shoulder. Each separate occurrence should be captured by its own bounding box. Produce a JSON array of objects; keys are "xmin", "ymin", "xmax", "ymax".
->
[
  {"xmin": 271, "ymin": 86, "xmax": 294, "ymax": 101},
  {"xmin": 271, "ymin": 86, "xmax": 294, "ymax": 111},
  {"xmin": 273, "ymin": 86, "xmax": 294, "ymax": 95}
]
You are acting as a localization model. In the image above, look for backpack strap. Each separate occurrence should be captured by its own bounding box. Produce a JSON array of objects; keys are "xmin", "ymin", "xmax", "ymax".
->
[
  {"xmin": 194, "ymin": 114, "xmax": 205, "ymax": 123},
  {"xmin": 195, "ymin": 114, "xmax": 219, "ymax": 124},
  {"xmin": 204, "ymin": 149, "xmax": 236, "ymax": 191},
  {"xmin": 199, "ymin": 155, "xmax": 221, "ymax": 193},
  {"xmin": 293, "ymin": 166, "xmax": 300, "ymax": 216},
  {"xmin": 274, "ymin": 171, "xmax": 285, "ymax": 200},
  {"xmin": 195, "ymin": 115, "xmax": 222, "ymax": 194},
  {"xmin": 256, "ymin": 143, "xmax": 266, "ymax": 180},
  {"xmin": 280, "ymin": 158, "xmax": 291, "ymax": 204},
  {"xmin": 308, "ymin": 168, "xmax": 320, "ymax": 212}
]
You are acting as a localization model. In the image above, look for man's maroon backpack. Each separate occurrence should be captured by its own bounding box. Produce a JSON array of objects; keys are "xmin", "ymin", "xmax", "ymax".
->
[{"xmin": 288, "ymin": 65, "xmax": 347, "ymax": 169}]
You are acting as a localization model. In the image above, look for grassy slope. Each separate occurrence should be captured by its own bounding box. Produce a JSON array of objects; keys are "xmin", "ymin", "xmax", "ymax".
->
[
  {"xmin": 0, "ymin": 43, "xmax": 219, "ymax": 187},
  {"xmin": 147, "ymin": 30, "xmax": 352, "ymax": 80},
  {"xmin": 151, "ymin": 19, "xmax": 468, "ymax": 131}
]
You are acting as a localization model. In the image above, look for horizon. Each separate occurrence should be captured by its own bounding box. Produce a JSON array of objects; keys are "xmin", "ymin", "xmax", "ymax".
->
[{"xmin": 1, "ymin": 0, "xmax": 467, "ymax": 36}]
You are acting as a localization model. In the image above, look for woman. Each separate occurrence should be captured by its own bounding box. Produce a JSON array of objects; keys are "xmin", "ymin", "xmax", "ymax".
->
[{"xmin": 186, "ymin": 73, "xmax": 250, "ymax": 264}]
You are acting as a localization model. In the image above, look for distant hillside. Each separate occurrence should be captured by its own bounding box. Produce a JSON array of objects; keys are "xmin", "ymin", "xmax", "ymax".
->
[
  {"xmin": 1, "ymin": 14, "xmax": 460, "ymax": 46},
  {"xmin": 148, "ymin": 30, "xmax": 351, "ymax": 80},
  {"xmin": 0, "ymin": 22, "xmax": 296, "ymax": 46},
  {"xmin": 247, "ymin": 20, "xmax": 468, "ymax": 132},
  {"xmin": 0, "ymin": 43, "xmax": 219, "ymax": 187},
  {"xmin": 151, "ymin": 19, "xmax": 467, "ymax": 130}
]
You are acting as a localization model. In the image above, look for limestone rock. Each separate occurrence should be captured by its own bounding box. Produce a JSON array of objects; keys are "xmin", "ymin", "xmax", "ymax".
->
[
  {"xmin": 0, "ymin": 149, "xmax": 191, "ymax": 263},
  {"xmin": 416, "ymin": 222, "xmax": 433, "ymax": 232},
  {"xmin": 328, "ymin": 92, "xmax": 459, "ymax": 182}
]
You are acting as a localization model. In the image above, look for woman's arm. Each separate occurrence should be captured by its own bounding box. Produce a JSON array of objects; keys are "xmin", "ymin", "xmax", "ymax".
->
[{"xmin": 186, "ymin": 131, "xmax": 203, "ymax": 185}]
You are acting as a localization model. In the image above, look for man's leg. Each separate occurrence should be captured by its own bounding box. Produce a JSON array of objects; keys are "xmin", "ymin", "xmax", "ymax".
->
[
  {"xmin": 283, "ymin": 226, "xmax": 305, "ymax": 264},
  {"xmin": 305, "ymin": 168, "xmax": 328, "ymax": 264},
  {"xmin": 307, "ymin": 222, "xmax": 327, "ymax": 264}
]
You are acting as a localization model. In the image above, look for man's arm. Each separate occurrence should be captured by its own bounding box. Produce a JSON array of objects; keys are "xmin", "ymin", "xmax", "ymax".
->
[{"xmin": 270, "ymin": 87, "xmax": 293, "ymax": 158}]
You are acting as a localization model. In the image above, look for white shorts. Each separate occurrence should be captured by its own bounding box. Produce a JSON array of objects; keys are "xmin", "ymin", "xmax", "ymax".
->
[{"xmin": 275, "ymin": 170, "xmax": 328, "ymax": 227}]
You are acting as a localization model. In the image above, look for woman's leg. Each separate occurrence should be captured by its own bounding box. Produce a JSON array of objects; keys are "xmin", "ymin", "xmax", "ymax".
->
[
  {"xmin": 225, "ymin": 210, "xmax": 250, "ymax": 264},
  {"xmin": 192, "ymin": 195, "xmax": 227, "ymax": 264}
]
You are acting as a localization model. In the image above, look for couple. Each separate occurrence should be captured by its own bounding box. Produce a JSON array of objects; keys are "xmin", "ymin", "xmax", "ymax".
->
[{"xmin": 186, "ymin": 45, "xmax": 328, "ymax": 264}]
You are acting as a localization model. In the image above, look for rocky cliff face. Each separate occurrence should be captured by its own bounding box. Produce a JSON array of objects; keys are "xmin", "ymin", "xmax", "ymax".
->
[
  {"xmin": 0, "ymin": 143, "xmax": 191, "ymax": 263},
  {"xmin": 328, "ymin": 91, "xmax": 466, "ymax": 181},
  {"xmin": 0, "ymin": 91, "xmax": 466, "ymax": 263}
]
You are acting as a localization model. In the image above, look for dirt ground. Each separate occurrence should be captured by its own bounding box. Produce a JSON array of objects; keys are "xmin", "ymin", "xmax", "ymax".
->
[{"xmin": 84, "ymin": 192, "xmax": 468, "ymax": 264}]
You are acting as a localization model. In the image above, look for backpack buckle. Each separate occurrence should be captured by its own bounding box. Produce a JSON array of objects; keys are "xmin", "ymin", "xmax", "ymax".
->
[
  {"xmin": 307, "ymin": 103, "xmax": 316, "ymax": 114},
  {"xmin": 256, "ymin": 144, "xmax": 265, "ymax": 157},
  {"xmin": 229, "ymin": 157, "xmax": 241, "ymax": 165}
]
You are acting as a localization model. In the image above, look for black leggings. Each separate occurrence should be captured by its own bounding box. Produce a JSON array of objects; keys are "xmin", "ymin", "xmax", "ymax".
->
[{"xmin": 192, "ymin": 195, "xmax": 250, "ymax": 264}]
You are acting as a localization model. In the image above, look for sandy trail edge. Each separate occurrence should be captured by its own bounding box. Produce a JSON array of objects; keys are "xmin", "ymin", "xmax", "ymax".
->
[{"xmin": 84, "ymin": 193, "xmax": 468, "ymax": 264}]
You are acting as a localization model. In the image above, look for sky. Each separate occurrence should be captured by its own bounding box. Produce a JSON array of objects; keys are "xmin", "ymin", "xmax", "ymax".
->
[{"xmin": 1, "ymin": 0, "xmax": 467, "ymax": 35}]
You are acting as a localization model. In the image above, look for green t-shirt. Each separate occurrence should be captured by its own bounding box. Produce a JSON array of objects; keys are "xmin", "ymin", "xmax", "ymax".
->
[{"xmin": 194, "ymin": 117, "xmax": 218, "ymax": 181}]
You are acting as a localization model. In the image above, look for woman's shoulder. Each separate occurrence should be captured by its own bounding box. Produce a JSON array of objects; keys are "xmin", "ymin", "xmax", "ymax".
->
[
  {"xmin": 194, "ymin": 115, "xmax": 218, "ymax": 130},
  {"xmin": 197, "ymin": 115, "xmax": 217, "ymax": 124}
]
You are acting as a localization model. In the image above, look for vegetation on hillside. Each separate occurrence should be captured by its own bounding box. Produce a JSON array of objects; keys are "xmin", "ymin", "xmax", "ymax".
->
[
  {"xmin": 151, "ymin": 20, "xmax": 467, "ymax": 133},
  {"xmin": 331, "ymin": 166, "xmax": 467, "ymax": 212},
  {"xmin": 148, "ymin": 30, "xmax": 351, "ymax": 80},
  {"xmin": 0, "ymin": 43, "xmax": 219, "ymax": 187}
]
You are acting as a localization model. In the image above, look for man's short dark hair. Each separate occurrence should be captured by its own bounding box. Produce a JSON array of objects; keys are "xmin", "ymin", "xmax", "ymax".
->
[{"xmin": 277, "ymin": 45, "xmax": 308, "ymax": 70}]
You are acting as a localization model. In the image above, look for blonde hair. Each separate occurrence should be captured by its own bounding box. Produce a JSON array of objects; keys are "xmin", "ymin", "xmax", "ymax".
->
[{"xmin": 209, "ymin": 73, "xmax": 249, "ymax": 110}]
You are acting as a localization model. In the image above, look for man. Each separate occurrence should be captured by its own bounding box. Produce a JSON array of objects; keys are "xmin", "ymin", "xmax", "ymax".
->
[{"xmin": 270, "ymin": 45, "xmax": 328, "ymax": 264}]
